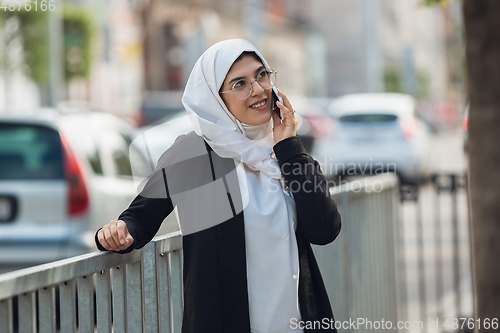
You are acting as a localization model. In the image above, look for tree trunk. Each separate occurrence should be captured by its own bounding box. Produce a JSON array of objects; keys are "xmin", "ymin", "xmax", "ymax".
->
[{"xmin": 463, "ymin": 0, "xmax": 500, "ymax": 330}]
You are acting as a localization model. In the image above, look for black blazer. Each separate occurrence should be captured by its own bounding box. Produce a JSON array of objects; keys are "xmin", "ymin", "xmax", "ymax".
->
[{"xmin": 95, "ymin": 131, "xmax": 342, "ymax": 333}]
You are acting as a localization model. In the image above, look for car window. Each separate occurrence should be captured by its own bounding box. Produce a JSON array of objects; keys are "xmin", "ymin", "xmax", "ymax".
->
[
  {"xmin": 103, "ymin": 131, "xmax": 149, "ymax": 178},
  {"xmin": 87, "ymin": 146, "xmax": 104, "ymax": 175},
  {"xmin": 0, "ymin": 123, "xmax": 64, "ymax": 180},
  {"xmin": 122, "ymin": 133, "xmax": 151, "ymax": 179},
  {"xmin": 111, "ymin": 134, "xmax": 133, "ymax": 177},
  {"xmin": 74, "ymin": 131, "xmax": 104, "ymax": 175},
  {"xmin": 339, "ymin": 114, "xmax": 398, "ymax": 123},
  {"xmin": 143, "ymin": 107, "xmax": 185, "ymax": 126},
  {"xmin": 150, "ymin": 109, "xmax": 186, "ymax": 126}
]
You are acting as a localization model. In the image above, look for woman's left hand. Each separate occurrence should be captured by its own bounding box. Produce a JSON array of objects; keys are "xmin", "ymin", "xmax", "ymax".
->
[{"xmin": 272, "ymin": 89, "xmax": 298, "ymax": 144}]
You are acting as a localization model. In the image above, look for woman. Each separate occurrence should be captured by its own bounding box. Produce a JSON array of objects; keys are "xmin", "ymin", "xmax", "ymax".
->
[{"xmin": 96, "ymin": 39, "xmax": 341, "ymax": 333}]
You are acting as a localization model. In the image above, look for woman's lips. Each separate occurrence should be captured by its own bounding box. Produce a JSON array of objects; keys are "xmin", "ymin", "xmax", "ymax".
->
[{"xmin": 249, "ymin": 99, "xmax": 268, "ymax": 110}]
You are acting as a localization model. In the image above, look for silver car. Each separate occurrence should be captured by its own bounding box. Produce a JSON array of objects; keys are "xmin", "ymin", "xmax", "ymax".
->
[
  {"xmin": 311, "ymin": 93, "xmax": 432, "ymax": 185},
  {"xmin": 0, "ymin": 107, "xmax": 150, "ymax": 272}
]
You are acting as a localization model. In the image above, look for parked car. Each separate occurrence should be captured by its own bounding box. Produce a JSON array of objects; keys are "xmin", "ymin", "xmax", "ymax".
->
[
  {"xmin": 0, "ymin": 107, "xmax": 150, "ymax": 272},
  {"xmin": 294, "ymin": 114, "xmax": 316, "ymax": 154},
  {"xmin": 137, "ymin": 90, "xmax": 185, "ymax": 127},
  {"xmin": 132, "ymin": 111, "xmax": 193, "ymax": 167},
  {"xmin": 311, "ymin": 93, "xmax": 432, "ymax": 185},
  {"xmin": 292, "ymin": 97, "xmax": 336, "ymax": 141}
]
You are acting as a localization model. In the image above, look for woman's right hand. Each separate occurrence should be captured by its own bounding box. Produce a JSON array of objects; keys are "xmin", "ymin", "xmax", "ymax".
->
[{"xmin": 97, "ymin": 220, "xmax": 134, "ymax": 252}]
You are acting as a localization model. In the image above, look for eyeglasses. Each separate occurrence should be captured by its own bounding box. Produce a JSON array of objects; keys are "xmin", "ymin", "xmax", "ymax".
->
[{"xmin": 220, "ymin": 69, "xmax": 277, "ymax": 100}]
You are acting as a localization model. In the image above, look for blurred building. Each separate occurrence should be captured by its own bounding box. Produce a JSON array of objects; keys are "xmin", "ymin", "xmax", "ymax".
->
[
  {"xmin": 140, "ymin": 0, "xmax": 312, "ymax": 99},
  {"xmin": 305, "ymin": 0, "xmax": 462, "ymax": 102}
]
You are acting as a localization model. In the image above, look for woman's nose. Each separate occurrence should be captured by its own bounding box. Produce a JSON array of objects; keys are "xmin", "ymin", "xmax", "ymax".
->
[{"xmin": 250, "ymin": 79, "xmax": 265, "ymax": 96}]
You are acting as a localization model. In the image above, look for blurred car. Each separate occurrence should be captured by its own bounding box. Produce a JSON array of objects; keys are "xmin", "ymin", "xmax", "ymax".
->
[
  {"xmin": 132, "ymin": 111, "xmax": 194, "ymax": 167},
  {"xmin": 292, "ymin": 97, "xmax": 336, "ymax": 141},
  {"xmin": 294, "ymin": 114, "xmax": 316, "ymax": 153},
  {"xmin": 311, "ymin": 93, "xmax": 432, "ymax": 185},
  {"xmin": 0, "ymin": 106, "xmax": 150, "ymax": 271},
  {"xmin": 136, "ymin": 90, "xmax": 185, "ymax": 127}
]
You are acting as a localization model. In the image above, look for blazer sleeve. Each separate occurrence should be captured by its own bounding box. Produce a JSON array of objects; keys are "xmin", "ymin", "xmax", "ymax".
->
[
  {"xmin": 273, "ymin": 136, "xmax": 341, "ymax": 245},
  {"xmin": 95, "ymin": 135, "xmax": 184, "ymax": 254}
]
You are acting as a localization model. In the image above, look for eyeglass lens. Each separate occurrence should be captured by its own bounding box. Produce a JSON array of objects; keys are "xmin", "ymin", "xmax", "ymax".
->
[{"xmin": 233, "ymin": 71, "xmax": 276, "ymax": 99}]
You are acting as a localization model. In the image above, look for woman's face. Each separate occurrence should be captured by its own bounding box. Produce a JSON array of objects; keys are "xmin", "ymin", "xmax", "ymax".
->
[{"xmin": 220, "ymin": 54, "xmax": 273, "ymax": 126}]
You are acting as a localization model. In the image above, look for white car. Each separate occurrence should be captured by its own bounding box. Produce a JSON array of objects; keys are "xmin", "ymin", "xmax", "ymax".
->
[
  {"xmin": 311, "ymin": 93, "xmax": 432, "ymax": 185},
  {"xmin": 0, "ymin": 107, "xmax": 150, "ymax": 272},
  {"xmin": 132, "ymin": 111, "xmax": 194, "ymax": 168}
]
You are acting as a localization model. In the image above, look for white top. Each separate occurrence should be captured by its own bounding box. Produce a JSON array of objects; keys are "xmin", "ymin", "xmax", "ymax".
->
[{"xmin": 237, "ymin": 121, "xmax": 303, "ymax": 333}]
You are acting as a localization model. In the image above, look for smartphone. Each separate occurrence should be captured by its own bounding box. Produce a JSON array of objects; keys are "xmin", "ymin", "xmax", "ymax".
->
[{"xmin": 271, "ymin": 87, "xmax": 283, "ymax": 120}]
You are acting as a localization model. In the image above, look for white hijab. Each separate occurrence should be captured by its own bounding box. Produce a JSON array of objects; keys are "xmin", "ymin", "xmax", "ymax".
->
[
  {"xmin": 181, "ymin": 38, "xmax": 284, "ymax": 188},
  {"xmin": 182, "ymin": 39, "xmax": 302, "ymax": 333}
]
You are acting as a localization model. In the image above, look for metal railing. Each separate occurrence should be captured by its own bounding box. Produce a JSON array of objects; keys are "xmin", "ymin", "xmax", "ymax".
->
[
  {"xmin": 0, "ymin": 231, "xmax": 183, "ymax": 333},
  {"xmin": 0, "ymin": 172, "xmax": 402, "ymax": 333},
  {"xmin": 313, "ymin": 173, "xmax": 402, "ymax": 332},
  {"xmin": 400, "ymin": 171, "xmax": 473, "ymax": 331}
]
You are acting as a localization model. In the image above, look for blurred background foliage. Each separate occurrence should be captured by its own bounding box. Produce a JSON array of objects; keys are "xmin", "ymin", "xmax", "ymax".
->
[
  {"xmin": 383, "ymin": 66, "xmax": 404, "ymax": 94},
  {"xmin": 420, "ymin": 0, "xmax": 453, "ymax": 6},
  {"xmin": 383, "ymin": 65, "xmax": 430, "ymax": 99},
  {"xmin": 0, "ymin": 5, "xmax": 94, "ymax": 84},
  {"xmin": 61, "ymin": 6, "xmax": 94, "ymax": 81}
]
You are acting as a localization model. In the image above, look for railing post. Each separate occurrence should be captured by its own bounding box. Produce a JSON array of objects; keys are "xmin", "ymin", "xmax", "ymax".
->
[
  {"xmin": 416, "ymin": 184, "xmax": 427, "ymax": 323},
  {"xmin": 170, "ymin": 250, "xmax": 183, "ymax": 333},
  {"xmin": 450, "ymin": 174, "xmax": 461, "ymax": 317},
  {"xmin": 340, "ymin": 189, "xmax": 351, "ymax": 324},
  {"xmin": 432, "ymin": 173, "xmax": 444, "ymax": 318},
  {"xmin": 0, "ymin": 298, "xmax": 13, "ymax": 333},
  {"xmin": 389, "ymin": 184, "xmax": 401, "ymax": 328},
  {"xmin": 18, "ymin": 291, "xmax": 37, "ymax": 332},
  {"xmin": 111, "ymin": 266, "xmax": 127, "ymax": 333},
  {"xmin": 126, "ymin": 261, "xmax": 143, "ymax": 332},
  {"xmin": 464, "ymin": 171, "xmax": 476, "ymax": 321},
  {"xmin": 39, "ymin": 286, "xmax": 57, "ymax": 333},
  {"xmin": 96, "ymin": 270, "xmax": 112, "ymax": 332},
  {"xmin": 143, "ymin": 242, "xmax": 159, "ymax": 333},
  {"xmin": 59, "ymin": 280, "xmax": 77, "ymax": 333},
  {"xmin": 158, "ymin": 250, "xmax": 172, "ymax": 333},
  {"xmin": 77, "ymin": 275, "xmax": 94, "ymax": 333}
]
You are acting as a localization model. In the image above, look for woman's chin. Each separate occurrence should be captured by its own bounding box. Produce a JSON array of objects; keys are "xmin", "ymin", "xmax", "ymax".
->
[{"xmin": 244, "ymin": 109, "xmax": 272, "ymax": 125}]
